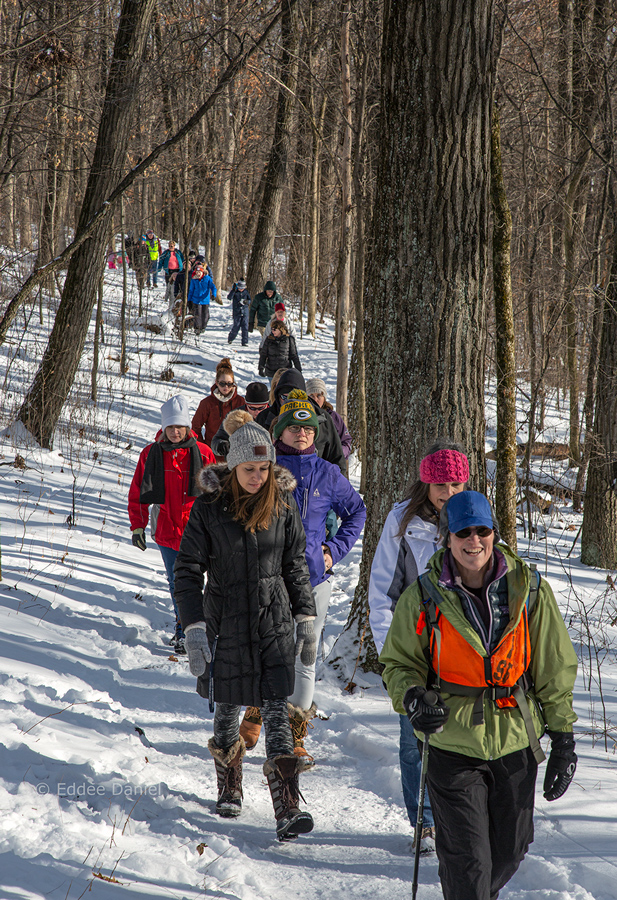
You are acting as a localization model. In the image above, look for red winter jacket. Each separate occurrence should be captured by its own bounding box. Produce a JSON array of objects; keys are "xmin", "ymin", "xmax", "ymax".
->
[
  {"xmin": 191, "ymin": 386, "xmax": 246, "ymax": 456},
  {"xmin": 128, "ymin": 432, "xmax": 215, "ymax": 550}
]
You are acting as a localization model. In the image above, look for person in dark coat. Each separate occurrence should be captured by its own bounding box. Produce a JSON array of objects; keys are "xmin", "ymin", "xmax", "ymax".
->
[
  {"xmin": 211, "ymin": 382, "xmax": 269, "ymax": 457},
  {"xmin": 174, "ymin": 413, "xmax": 316, "ymax": 842},
  {"xmin": 258, "ymin": 321, "xmax": 302, "ymax": 379},
  {"xmin": 256, "ymin": 369, "xmax": 346, "ymax": 474},
  {"xmin": 306, "ymin": 377, "xmax": 352, "ymax": 460},
  {"xmin": 249, "ymin": 280, "xmax": 282, "ymax": 335},
  {"xmin": 227, "ymin": 279, "xmax": 252, "ymax": 346}
]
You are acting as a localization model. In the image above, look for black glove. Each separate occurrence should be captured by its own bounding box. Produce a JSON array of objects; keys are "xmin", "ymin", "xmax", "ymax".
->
[
  {"xmin": 131, "ymin": 528, "xmax": 146, "ymax": 551},
  {"xmin": 543, "ymin": 731, "xmax": 577, "ymax": 801},
  {"xmin": 404, "ymin": 686, "xmax": 450, "ymax": 734},
  {"xmin": 258, "ymin": 368, "xmax": 265, "ymax": 378}
]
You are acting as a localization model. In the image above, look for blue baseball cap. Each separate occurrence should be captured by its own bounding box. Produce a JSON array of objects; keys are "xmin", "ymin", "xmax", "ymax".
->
[{"xmin": 439, "ymin": 491, "xmax": 494, "ymax": 539}]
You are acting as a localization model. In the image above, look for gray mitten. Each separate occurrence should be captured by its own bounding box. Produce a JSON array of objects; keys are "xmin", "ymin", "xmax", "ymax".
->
[
  {"xmin": 295, "ymin": 618, "xmax": 316, "ymax": 666},
  {"xmin": 184, "ymin": 623, "xmax": 212, "ymax": 676}
]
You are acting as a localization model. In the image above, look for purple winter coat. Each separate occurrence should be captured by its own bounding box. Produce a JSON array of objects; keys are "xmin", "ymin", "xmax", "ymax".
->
[
  {"xmin": 276, "ymin": 450, "xmax": 366, "ymax": 587},
  {"xmin": 328, "ymin": 408, "xmax": 352, "ymax": 460}
]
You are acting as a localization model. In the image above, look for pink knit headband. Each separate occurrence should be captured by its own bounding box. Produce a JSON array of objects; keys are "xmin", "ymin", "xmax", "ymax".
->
[{"xmin": 419, "ymin": 448, "xmax": 469, "ymax": 484}]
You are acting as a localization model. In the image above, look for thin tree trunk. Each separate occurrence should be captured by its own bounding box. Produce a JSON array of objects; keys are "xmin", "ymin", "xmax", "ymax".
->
[
  {"xmin": 306, "ymin": 92, "xmax": 326, "ymax": 338},
  {"xmin": 91, "ymin": 274, "xmax": 104, "ymax": 402},
  {"xmin": 120, "ymin": 196, "xmax": 129, "ymax": 374},
  {"xmin": 491, "ymin": 103, "xmax": 517, "ymax": 551},
  {"xmin": 336, "ymin": 0, "xmax": 352, "ymax": 422},
  {"xmin": 581, "ymin": 182, "xmax": 617, "ymax": 567},
  {"xmin": 246, "ymin": 0, "xmax": 300, "ymax": 298}
]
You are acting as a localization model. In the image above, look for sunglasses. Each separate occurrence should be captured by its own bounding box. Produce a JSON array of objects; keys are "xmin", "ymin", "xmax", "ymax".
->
[
  {"xmin": 217, "ymin": 380, "xmax": 235, "ymax": 388},
  {"xmin": 286, "ymin": 425, "xmax": 316, "ymax": 435},
  {"xmin": 246, "ymin": 402, "xmax": 268, "ymax": 412},
  {"xmin": 454, "ymin": 526, "xmax": 493, "ymax": 539}
]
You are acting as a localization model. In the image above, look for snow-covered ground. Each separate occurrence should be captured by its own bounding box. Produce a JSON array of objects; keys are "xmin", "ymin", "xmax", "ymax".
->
[{"xmin": 1, "ymin": 268, "xmax": 616, "ymax": 899}]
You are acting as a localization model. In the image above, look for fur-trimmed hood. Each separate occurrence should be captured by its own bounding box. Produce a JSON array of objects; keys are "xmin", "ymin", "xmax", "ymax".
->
[{"xmin": 196, "ymin": 462, "xmax": 297, "ymax": 495}]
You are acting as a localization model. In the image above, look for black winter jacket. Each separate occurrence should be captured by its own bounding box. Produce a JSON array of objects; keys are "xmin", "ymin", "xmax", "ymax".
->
[
  {"xmin": 258, "ymin": 333, "xmax": 302, "ymax": 378},
  {"xmin": 257, "ymin": 398, "xmax": 346, "ymax": 475},
  {"xmin": 174, "ymin": 464, "xmax": 315, "ymax": 706}
]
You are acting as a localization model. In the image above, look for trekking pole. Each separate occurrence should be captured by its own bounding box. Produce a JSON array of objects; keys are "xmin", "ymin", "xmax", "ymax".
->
[{"xmin": 411, "ymin": 690, "xmax": 438, "ymax": 900}]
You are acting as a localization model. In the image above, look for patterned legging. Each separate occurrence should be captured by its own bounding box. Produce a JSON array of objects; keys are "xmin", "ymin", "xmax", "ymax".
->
[{"xmin": 214, "ymin": 699, "xmax": 293, "ymax": 759}]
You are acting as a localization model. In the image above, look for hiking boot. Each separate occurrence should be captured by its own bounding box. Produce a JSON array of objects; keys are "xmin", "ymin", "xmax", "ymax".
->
[
  {"xmin": 288, "ymin": 702, "xmax": 317, "ymax": 767},
  {"xmin": 263, "ymin": 755, "xmax": 314, "ymax": 842},
  {"xmin": 239, "ymin": 706, "xmax": 262, "ymax": 750},
  {"xmin": 208, "ymin": 737, "xmax": 245, "ymax": 818},
  {"xmin": 412, "ymin": 825, "xmax": 436, "ymax": 854}
]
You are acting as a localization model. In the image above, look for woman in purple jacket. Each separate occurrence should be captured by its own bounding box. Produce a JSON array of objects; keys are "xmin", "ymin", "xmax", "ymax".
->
[
  {"xmin": 239, "ymin": 390, "xmax": 365, "ymax": 762},
  {"xmin": 276, "ymin": 390, "xmax": 365, "ymax": 760}
]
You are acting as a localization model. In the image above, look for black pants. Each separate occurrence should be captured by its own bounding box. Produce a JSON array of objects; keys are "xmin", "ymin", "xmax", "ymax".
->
[
  {"xmin": 194, "ymin": 304, "xmax": 210, "ymax": 333},
  {"xmin": 426, "ymin": 745, "xmax": 537, "ymax": 900},
  {"xmin": 214, "ymin": 699, "xmax": 293, "ymax": 759}
]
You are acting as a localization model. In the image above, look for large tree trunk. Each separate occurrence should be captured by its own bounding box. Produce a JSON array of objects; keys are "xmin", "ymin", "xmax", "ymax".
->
[
  {"xmin": 340, "ymin": 0, "xmax": 495, "ymax": 673},
  {"xmin": 490, "ymin": 103, "xmax": 517, "ymax": 551},
  {"xmin": 246, "ymin": 0, "xmax": 299, "ymax": 298},
  {"xmin": 17, "ymin": 0, "xmax": 156, "ymax": 447}
]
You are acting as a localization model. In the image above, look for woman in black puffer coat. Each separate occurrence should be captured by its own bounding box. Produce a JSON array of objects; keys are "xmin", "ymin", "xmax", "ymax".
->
[
  {"xmin": 258, "ymin": 320, "xmax": 302, "ymax": 379},
  {"xmin": 174, "ymin": 411, "xmax": 316, "ymax": 842}
]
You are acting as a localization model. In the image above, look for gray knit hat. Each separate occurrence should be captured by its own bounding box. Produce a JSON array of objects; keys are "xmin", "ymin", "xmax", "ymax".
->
[
  {"xmin": 306, "ymin": 377, "xmax": 327, "ymax": 399},
  {"xmin": 225, "ymin": 410, "xmax": 276, "ymax": 469},
  {"xmin": 161, "ymin": 395, "xmax": 191, "ymax": 431}
]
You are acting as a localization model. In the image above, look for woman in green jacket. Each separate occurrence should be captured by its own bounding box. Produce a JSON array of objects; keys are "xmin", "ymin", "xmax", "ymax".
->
[{"xmin": 380, "ymin": 490, "xmax": 577, "ymax": 900}]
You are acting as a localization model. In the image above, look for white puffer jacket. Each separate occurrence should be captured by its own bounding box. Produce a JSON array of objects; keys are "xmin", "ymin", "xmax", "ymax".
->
[{"xmin": 368, "ymin": 506, "xmax": 440, "ymax": 654}]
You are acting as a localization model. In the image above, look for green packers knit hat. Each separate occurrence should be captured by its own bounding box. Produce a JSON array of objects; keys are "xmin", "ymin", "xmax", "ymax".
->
[{"xmin": 272, "ymin": 389, "xmax": 320, "ymax": 440}]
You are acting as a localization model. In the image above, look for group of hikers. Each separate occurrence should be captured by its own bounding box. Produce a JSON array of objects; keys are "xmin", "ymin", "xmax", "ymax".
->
[
  {"xmin": 120, "ymin": 232, "xmax": 303, "ymax": 374},
  {"xmin": 126, "ymin": 322, "xmax": 578, "ymax": 900}
]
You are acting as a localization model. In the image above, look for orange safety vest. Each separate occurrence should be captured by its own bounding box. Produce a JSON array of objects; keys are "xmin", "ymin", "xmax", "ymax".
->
[{"xmin": 417, "ymin": 570, "xmax": 546, "ymax": 763}]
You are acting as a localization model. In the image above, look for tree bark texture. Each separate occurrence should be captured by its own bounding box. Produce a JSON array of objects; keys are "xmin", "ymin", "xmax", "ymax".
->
[
  {"xmin": 17, "ymin": 0, "xmax": 157, "ymax": 447},
  {"xmin": 581, "ymin": 205, "xmax": 617, "ymax": 568},
  {"xmin": 246, "ymin": 0, "xmax": 299, "ymax": 298},
  {"xmin": 490, "ymin": 103, "xmax": 517, "ymax": 551},
  {"xmin": 336, "ymin": 0, "xmax": 353, "ymax": 422},
  {"xmin": 345, "ymin": 0, "xmax": 495, "ymax": 668}
]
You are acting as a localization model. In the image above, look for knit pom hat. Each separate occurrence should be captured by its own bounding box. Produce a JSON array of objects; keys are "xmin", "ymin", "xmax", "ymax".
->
[
  {"xmin": 305, "ymin": 377, "xmax": 327, "ymax": 399},
  {"xmin": 161, "ymin": 395, "xmax": 191, "ymax": 431},
  {"xmin": 272, "ymin": 390, "xmax": 320, "ymax": 440},
  {"xmin": 225, "ymin": 411, "xmax": 276, "ymax": 470},
  {"xmin": 419, "ymin": 448, "xmax": 469, "ymax": 484}
]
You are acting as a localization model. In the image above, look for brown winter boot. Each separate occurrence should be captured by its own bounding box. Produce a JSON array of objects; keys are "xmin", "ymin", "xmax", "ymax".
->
[
  {"xmin": 208, "ymin": 737, "xmax": 246, "ymax": 818},
  {"xmin": 239, "ymin": 706, "xmax": 262, "ymax": 750},
  {"xmin": 288, "ymin": 702, "xmax": 317, "ymax": 767},
  {"xmin": 263, "ymin": 754, "xmax": 314, "ymax": 842}
]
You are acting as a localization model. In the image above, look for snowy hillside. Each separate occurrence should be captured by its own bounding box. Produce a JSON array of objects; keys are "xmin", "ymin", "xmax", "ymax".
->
[{"xmin": 1, "ymin": 270, "xmax": 616, "ymax": 900}]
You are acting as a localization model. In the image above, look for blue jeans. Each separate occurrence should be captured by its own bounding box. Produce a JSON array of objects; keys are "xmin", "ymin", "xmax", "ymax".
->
[
  {"xmin": 400, "ymin": 713, "xmax": 433, "ymax": 828},
  {"xmin": 147, "ymin": 260, "xmax": 158, "ymax": 286},
  {"xmin": 228, "ymin": 308, "xmax": 249, "ymax": 345},
  {"xmin": 158, "ymin": 544, "xmax": 183, "ymax": 637}
]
